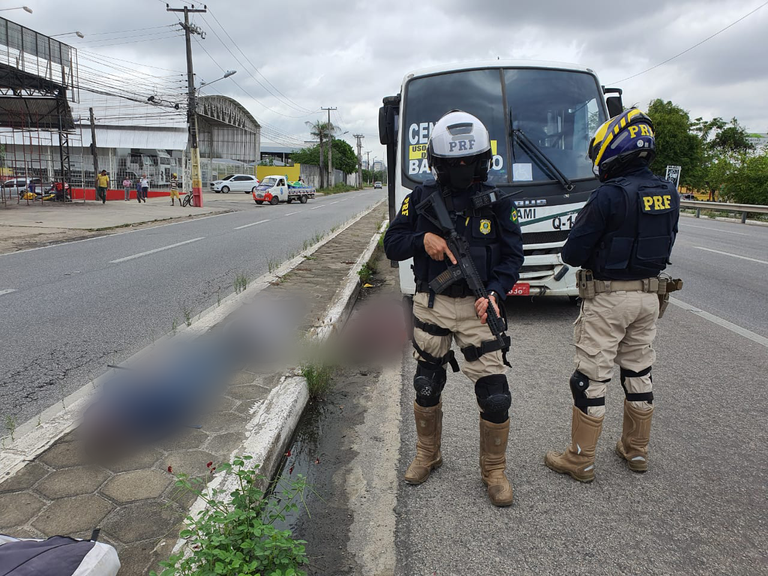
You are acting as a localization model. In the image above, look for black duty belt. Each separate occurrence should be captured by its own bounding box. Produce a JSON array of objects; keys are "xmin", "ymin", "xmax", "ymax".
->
[{"xmin": 416, "ymin": 281, "xmax": 472, "ymax": 299}]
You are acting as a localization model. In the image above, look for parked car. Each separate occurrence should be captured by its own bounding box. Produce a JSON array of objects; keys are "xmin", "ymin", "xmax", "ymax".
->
[
  {"xmin": 210, "ymin": 174, "xmax": 260, "ymax": 194},
  {"xmin": 3, "ymin": 178, "xmax": 43, "ymax": 197},
  {"xmin": 374, "ymin": 181, "xmax": 383, "ymax": 189}
]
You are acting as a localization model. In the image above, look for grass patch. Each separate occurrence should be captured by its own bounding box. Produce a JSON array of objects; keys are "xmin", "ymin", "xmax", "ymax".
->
[
  {"xmin": 318, "ymin": 182, "xmax": 356, "ymax": 195},
  {"xmin": 301, "ymin": 362, "xmax": 335, "ymax": 399},
  {"xmin": 4, "ymin": 415, "xmax": 16, "ymax": 442},
  {"xmin": 180, "ymin": 303, "xmax": 193, "ymax": 327},
  {"xmin": 234, "ymin": 271, "xmax": 250, "ymax": 293},
  {"xmin": 357, "ymin": 258, "xmax": 378, "ymax": 284}
]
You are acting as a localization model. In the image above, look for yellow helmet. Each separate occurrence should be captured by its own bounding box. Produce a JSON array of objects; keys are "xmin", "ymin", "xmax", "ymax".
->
[{"xmin": 589, "ymin": 108, "xmax": 656, "ymax": 181}]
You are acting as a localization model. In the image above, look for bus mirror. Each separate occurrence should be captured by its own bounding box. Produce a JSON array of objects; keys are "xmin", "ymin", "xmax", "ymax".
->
[
  {"xmin": 603, "ymin": 87, "xmax": 624, "ymax": 118},
  {"xmin": 606, "ymin": 96, "xmax": 623, "ymax": 117},
  {"xmin": 379, "ymin": 105, "xmax": 394, "ymax": 145}
]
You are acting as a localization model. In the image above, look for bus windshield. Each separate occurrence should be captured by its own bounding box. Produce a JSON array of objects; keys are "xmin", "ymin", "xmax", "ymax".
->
[{"xmin": 401, "ymin": 67, "xmax": 605, "ymax": 189}]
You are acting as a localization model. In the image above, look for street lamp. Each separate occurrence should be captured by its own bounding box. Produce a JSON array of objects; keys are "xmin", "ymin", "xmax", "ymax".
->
[
  {"xmin": 0, "ymin": 6, "xmax": 33, "ymax": 13},
  {"xmin": 51, "ymin": 31, "xmax": 85, "ymax": 39},
  {"xmin": 199, "ymin": 70, "xmax": 236, "ymax": 90}
]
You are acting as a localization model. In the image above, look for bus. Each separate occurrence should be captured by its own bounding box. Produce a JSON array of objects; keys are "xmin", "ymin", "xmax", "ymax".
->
[{"xmin": 379, "ymin": 60, "xmax": 624, "ymax": 298}]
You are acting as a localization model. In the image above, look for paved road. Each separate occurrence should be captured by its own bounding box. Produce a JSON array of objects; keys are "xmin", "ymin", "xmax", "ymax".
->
[
  {"xmin": 395, "ymin": 216, "xmax": 768, "ymax": 575},
  {"xmin": 0, "ymin": 189, "xmax": 384, "ymax": 427},
  {"xmin": 671, "ymin": 217, "xmax": 768, "ymax": 338}
]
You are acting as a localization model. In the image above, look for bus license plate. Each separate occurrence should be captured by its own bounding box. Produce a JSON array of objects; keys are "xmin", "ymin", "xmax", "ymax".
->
[{"xmin": 510, "ymin": 283, "xmax": 530, "ymax": 296}]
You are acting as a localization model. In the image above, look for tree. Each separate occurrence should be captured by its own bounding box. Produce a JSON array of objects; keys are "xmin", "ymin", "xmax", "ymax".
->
[
  {"xmin": 647, "ymin": 99, "xmax": 706, "ymax": 188},
  {"xmin": 330, "ymin": 139, "xmax": 357, "ymax": 175},
  {"xmin": 723, "ymin": 152, "xmax": 768, "ymax": 205}
]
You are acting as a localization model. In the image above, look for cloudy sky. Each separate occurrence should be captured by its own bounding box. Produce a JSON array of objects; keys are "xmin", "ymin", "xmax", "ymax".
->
[{"xmin": 8, "ymin": 0, "xmax": 768, "ymax": 160}]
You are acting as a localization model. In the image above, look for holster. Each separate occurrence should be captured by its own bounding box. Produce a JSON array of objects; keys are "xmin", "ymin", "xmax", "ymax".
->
[
  {"xmin": 576, "ymin": 269, "xmax": 596, "ymax": 299},
  {"xmin": 657, "ymin": 276, "xmax": 683, "ymax": 319}
]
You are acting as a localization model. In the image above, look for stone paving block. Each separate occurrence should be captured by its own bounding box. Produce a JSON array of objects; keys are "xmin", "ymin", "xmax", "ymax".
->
[
  {"xmin": 154, "ymin": 427, "xmax": 209, "ymax": 452},
  {"xmin": 35, "ymin": 466, "xmax": 110, "ymax": 499},
  {"xmin": 163, "ymin": 450, "xmax": 217, "ymax": 477},
  {"xmin": 101, "ymin": 501, "xmax": 183, "ymax": 543},
  {"xmin": 0, "ymin": 492, "xmax": 46, "ymax": 529},
  {"xmin": 226, "ymin": 383, "xmax": 273, "ymax": 403},
  {"xmin": 31, "ymin": 494, "xmax": 113, "ymax": 536},
  {"xmin": 103, "ymin": 447, "xmax": 164, "ymax": 473},
  {"xmin": 102, "ymin": 469, "xmax": 172, "ymax": 503},
  {"xmin": 0, "ymin": 462, "xmax": 49, "ymax": 493},
  {"xmin": 37, "ymin": 439, "xmax": 89, "ymax": 469},
  {"xmin": 204, "ymin": 432, "xmax": 243, "ymax": 457},
  {"xmin": 213, "ymin": 394, "xmax": 238, "ymax": 412},
  {"xmin": 198, "ymin": 410, "xmax": 247, "ymax": 434},
  {"xmin": 116, "ymin": 544, "xmax": 155, "ymax": 576}
]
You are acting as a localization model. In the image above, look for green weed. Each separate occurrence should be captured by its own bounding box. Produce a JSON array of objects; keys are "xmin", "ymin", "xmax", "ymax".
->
[{"xmin": 301, "ymin": 363, "xmax": 335, "ymax": 399}]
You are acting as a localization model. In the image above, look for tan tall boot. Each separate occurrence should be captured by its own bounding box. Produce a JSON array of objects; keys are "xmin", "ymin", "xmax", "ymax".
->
[
  {"xmin": 479, "ymin": 419, "xmax": 514, "ymax": 507},
  {"xmin": 545, "ymin": 406, "xmax": 604, "ymax": 482},
  {"xmin": 404, "ymin": 402, "xmax": 443, "ymax": 484},
  {"xmin": 616, "ymin": 400, "xmax": 653, "ymax": 472}
]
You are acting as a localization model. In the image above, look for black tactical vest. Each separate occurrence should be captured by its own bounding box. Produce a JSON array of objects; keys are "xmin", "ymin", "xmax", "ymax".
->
[
  {"xmin": 592, "ymin": 174, "xmax": 679, "ymax": 279},
  {"xmin": 414, "ymin": 182, "xmax": 503, "ymax": 287}
]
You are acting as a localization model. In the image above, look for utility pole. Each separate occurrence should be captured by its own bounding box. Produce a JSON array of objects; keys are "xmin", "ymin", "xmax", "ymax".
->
[
  {"xmin": 88, "ymin": 107, "xmax": 99, "ymax": 194},
  {"xmin": 365, "ymin": 151, "xmax": 371, "ymax": 186},
  {"xmin": 353, "ymin": 134, "xmax": 364, "ymax": 189},
  {"xmin": 321, "ymin": 106, "xmax": 337, "ymax": 187},
  {"xmin": 167, "ymin": 3, "xmax": 207, "ymax": 207}
]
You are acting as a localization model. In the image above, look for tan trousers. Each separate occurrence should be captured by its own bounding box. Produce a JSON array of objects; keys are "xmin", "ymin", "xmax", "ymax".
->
[
  {"xmin": 573, "ymin": 291, "xmax": 658, "ymax": 416},
  {"xmin": 412, "ymin": 292, "xmax": 505, "ymax": 383}
]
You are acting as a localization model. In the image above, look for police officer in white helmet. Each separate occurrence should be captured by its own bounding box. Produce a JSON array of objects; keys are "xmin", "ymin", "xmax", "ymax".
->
[{"xmin": 384, "ymin": 110, "xmax": 524, "ymax": 506}]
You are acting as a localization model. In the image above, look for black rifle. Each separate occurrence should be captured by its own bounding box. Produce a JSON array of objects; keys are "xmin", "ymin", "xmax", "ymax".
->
[{"xmin": 415, "ymin": 191, "xmax": 511, "ymax": 364}]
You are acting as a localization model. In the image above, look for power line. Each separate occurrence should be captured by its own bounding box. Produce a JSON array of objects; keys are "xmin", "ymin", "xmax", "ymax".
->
[
  {"xmin": 196, "ymin": 14, "xmax": 319, "ymax": 118},
  {"xmin": 205, "ymin": 8, "xmax": 317, "ymax": 114},
  {"xmin": 611, "ymin": 0, "xmax": 768, "ymax": 84}
]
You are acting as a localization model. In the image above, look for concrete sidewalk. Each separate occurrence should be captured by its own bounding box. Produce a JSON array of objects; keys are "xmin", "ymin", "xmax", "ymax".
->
[
  {"xmin": 0, "ymin": 190, "xmax": 259, "ymax": 254},
  {"xmin": 0, "ymin": 202, "xmax": 387, "ymax": 575}
]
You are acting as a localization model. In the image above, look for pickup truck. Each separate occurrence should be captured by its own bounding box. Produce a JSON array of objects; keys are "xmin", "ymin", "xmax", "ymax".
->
[{"xmin": 253, "ymin": 175, "xmax": 316, "ymax": 205}]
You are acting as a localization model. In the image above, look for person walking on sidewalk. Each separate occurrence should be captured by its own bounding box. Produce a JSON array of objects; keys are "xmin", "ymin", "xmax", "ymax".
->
[
  {"xmin": 384, "ymin": 110, "xmax": 524, "ymax": 507},
  {"xmin": 169, "ymin": 173, "xmax": 180, "ymax": 206},
  {"xmin": 545, "ymin": 109, "xmax": 680, "ymax": 482},
  {"xmin": 97, "ymin": 170, "xmax": 109, "ymax": 204},
  {"xmin": 139, "ymin": 175, "xmax": 149, "ymax": 203},
  {"xmin": 122, "ymin": 176, "xmax": 132, "ymax": 201}
]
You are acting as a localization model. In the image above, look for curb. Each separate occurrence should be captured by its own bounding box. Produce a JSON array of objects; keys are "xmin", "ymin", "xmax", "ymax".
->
[
  {"xmin": 171, "ymin": 218, "xmax": 389, "ymax": 556},
  {"xmin": 0, "ymin": 200, "xmax": 385, "ymax": 484}
]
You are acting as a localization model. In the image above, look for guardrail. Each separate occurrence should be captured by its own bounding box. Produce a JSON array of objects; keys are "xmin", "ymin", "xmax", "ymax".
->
[{"xmin": 680, "ymin": 200, "xmax": 768, "ymax": 223}]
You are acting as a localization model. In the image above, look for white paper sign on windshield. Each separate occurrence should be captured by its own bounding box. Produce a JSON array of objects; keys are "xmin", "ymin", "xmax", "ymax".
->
[{"xmin": 513, "ymin": 163, "xmax": 533, "ymax": 181}]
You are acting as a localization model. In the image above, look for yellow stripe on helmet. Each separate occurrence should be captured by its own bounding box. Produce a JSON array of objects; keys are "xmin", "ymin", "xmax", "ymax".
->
[{"xmin": 593, "ymin": 109, "xmax": 646, "ymax": 168}]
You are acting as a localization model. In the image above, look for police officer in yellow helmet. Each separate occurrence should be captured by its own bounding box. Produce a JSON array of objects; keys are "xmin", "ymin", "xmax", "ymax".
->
[{"xmin": 545, "ymin": 108, "xmax": 680, "ymax": 482}]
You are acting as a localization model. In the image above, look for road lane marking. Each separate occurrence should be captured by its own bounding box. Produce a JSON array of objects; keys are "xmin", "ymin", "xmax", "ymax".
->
[
  {"xmin": 109, "ymin": 237, "xmax": 204, "ymax": 263},
  {"xmin": 309, "ymin": 206, "xmax": 321, "ymax": 210},
  {"xmin": 285, "ymin": 211, "xmax": 298, "ymax": 216},
  {"xmin": 670, "ymin": 297, "xmax": 768, "ymax": 349},
  {"xmin": 694, "ymin": 247, "xmax": 768, "ymax": 265},
  {"xmin": 329, "ymin": 201, "xmax": 340, "ymax": 205},
  {"xmin": 0, "ymin": 289, "xmax": 17, "ymax": 297},
  {"xmin": 680, "ymin": 224, "xmax": 750, "ymax": 236},
  {"xmin": 234, "ymin": 219, "xmax": 270, "ymax": 230}
]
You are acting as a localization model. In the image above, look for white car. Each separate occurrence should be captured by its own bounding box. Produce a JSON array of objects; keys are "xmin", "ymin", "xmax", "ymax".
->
[{"xmin": 210, "ymin": 174, "xmax": 260, "ymax": 194}]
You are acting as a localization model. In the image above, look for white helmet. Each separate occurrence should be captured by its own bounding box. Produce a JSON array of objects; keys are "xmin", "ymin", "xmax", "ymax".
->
[{"xmin": 427, "ymin": 110, "xmax": 492, "ymax": 190}]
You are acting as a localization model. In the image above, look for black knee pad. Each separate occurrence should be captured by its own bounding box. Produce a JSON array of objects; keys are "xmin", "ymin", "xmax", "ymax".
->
[
  {"xmin": 413, "ymin": 361, "xmax": 446, "ymax": 407},
  {"xmin": 570, "ymin": 370, "xmax": 606, "ymax": 414},
  {"xmin": 620, "ymin": 366, "xmax": 654, "ymax": 404},
  {"xmin": 474, "ymin": 374, "xmax": 511, "ymax": 424}
]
